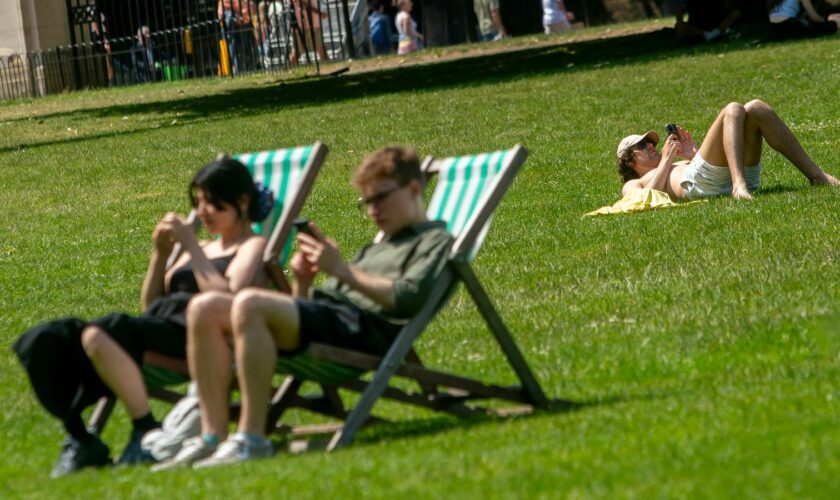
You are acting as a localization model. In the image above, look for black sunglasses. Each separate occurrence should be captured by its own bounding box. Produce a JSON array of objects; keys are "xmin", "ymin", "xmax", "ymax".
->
[
  {"xmin": 357, "ymin": 184, "xmax": 405, "ymax": 208},
  {"xmin": 634, "ymin": 139, "xmax": 655, "ymax": 151}
]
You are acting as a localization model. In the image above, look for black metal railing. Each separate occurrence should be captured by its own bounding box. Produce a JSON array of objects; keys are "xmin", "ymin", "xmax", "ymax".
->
[
  {"xmin": 1, "ymin": 0, "xmax": 365, "ymax": 101},
  {"xmin": 2, "ymin": 0, "xmax": 600, "ymax": 101}
]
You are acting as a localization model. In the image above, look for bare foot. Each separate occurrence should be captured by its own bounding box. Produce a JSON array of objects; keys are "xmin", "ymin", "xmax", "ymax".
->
[
  {"xmin": 732, "ymin": 186, "xmax": 753, "ymax": 200},
  {"xmin": 810, "ymin": 173, "xmax": 840, "ymax": 186}
]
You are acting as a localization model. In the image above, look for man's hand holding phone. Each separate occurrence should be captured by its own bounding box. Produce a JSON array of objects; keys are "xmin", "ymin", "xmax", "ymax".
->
[
  {"xmin": 293, "ymin": 218, "xmax": 348, "ymax": 281},
  {"xmin": 665, "ymin": 123, "xmax": 698, "ymax": 160}
]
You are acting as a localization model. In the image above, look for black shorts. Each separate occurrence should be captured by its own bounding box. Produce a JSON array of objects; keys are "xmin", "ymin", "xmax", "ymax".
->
[
  {"xmin": 293, "ymin": 299, "xmax": 392, "ymax": 356},
  {"xmin": 13, "ymin": 313, "xmax": 185, "ymax": 418},
  {"xmin": 90, "ymin": 313, "xmax": 186, "ymax": 365}
]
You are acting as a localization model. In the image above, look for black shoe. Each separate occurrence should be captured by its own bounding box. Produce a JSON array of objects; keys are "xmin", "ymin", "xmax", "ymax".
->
[
  {"xmin": 116, "ymin": 430, "xmax": 158, "ymax": 466},
  {"xmin": 50, "ymin": 435, "xmax": 111, "ymax": 478}
]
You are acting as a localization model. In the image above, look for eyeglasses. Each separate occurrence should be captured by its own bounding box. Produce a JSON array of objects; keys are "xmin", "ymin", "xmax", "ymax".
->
[{"xmin": 357, "ymin": 184, "xmax": 405, "ymax": 209}]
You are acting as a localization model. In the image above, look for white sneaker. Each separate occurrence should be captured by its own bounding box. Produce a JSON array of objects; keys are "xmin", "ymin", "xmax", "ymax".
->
[
  {"xmin": 151, "ymin": 436, "xmax": 216, "ymax": 472},
  {"xmin": 192, "ymin": 433, "xmax": 272, "ymax": 468},
  {"xmin": 142, "ymin": 393, "xmax": 201, "ymax": 462}
]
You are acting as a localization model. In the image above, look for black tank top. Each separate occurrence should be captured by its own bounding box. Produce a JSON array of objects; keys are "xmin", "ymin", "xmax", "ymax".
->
[
  {"xmin": 145, "ymin": 254, "xmax": 237, "ymax": 327},
  {"xmin": 168, "ymin": 254, "xmax": 236, "ymax": 294}
]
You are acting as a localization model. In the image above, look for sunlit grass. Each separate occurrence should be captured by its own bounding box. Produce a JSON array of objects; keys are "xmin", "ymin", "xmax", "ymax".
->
[{"xmin": 1, "ymin": 25, "xmax": 838, "ymax": 497}]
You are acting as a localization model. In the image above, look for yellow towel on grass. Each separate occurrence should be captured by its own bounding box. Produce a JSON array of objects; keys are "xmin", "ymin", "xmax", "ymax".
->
[{"xmin": 585, "ymin": 188, "xmax": 704, "ymax": 216}]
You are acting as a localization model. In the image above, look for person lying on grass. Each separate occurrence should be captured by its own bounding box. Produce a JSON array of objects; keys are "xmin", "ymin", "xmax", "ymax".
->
[
  {"xmin": 151, "ymin": 146, "xmax": 453, "ymax": 470},
  {"xmin": 616, "ymin": 99, "xmax": 840, "ymax": 201},
  {"xmin": 13, "ymin": 158, "xmax": 269, "ymax": 477}
]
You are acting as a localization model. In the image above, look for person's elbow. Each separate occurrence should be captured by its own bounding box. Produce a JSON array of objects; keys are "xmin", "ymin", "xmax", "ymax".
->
[{"xmin": 389, "ymin": 281, "xmax": 423, "ymax": 318}]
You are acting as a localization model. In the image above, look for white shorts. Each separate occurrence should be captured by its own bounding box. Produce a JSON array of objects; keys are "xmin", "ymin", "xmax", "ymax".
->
[
  {"xmin": 680, "ymin": 153, "xmax": 762, "ymax": 200},
  {"xmin": 544, "ymin": 19, "xmax": 571, "ymax": 34}
]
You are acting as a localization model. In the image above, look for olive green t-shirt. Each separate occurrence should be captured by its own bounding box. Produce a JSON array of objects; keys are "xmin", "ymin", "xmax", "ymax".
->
[{"xmin": 313, "ymin": 220, "xmax": 453, "ymax": 323}]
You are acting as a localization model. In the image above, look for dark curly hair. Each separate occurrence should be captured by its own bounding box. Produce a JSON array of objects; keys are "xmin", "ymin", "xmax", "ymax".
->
[
  {"xmin": 616, "ymin": 147, "xmax": 639, "ymax": 184},
  {"xmin": 190, "ymin": 157, "xmax": 266, "ymax": 222}
]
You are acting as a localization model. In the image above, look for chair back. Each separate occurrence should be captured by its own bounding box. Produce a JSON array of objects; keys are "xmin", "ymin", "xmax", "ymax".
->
[
  {"xmin": 425, "ymin": 145, "xmax": 527, "ymax": 261},
  {"xmin": 234, "ymin": 142, "xmax": 326, "ymax": 266}
]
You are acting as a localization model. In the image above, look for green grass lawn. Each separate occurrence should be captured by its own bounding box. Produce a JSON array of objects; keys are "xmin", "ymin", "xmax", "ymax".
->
[{"xmin": 1, "ymin": 23, "xmax": 839, "ymax": 497}]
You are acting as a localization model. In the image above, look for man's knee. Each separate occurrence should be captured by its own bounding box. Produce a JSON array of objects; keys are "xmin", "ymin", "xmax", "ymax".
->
[
  {"xmin": 187, "ymin": 291, "xmax": 231, "ymax": 324},
  {"xmin": 231, "ymin": 288, "xmax": 279, "ymax": 331},
  {"xmin": 744, "ymin": 99, "xmax": 771, "ymax": 117},
  {"xmin": 724, "ymin": 101, "xmax": 746, "ymax": 120},
  {"xmin": 80, "ymin": 326, "xmax": 107, "ymax": 357}
]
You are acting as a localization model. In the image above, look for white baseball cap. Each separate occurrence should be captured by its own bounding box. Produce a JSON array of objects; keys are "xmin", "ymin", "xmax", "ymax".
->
[{"xmin": 616, "ymin": 130, "xmax": 659, "ymax": 158}]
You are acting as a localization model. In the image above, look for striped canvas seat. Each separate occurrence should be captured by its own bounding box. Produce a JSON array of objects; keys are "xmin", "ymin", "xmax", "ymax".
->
[
  {"xmin": 274, "ymin": 150, "xmax": 519, "ymax": 385},
  {"xmin": 265, "ymin": 145, "xmax": 552, "ymax": 451},
  {"xmin": 426, "ymin": 148, "xmax": 518, "ymax": 259},
  {"xmin": 142, "ymin": 354, "xmax": 362, "ymax": 389},
  {"xmin": 235, "ymin": 145, "xmax": 317, "ymax": 267}
]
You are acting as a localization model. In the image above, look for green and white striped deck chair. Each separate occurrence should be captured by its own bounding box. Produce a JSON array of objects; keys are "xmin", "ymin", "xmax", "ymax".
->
[
  {"xmin": 88, "ymin": 142, "xmax": 328, "ymax": 433},
  {"xmin": 265, "ymin": 145, "xmax": 552, "ymax": 451}
]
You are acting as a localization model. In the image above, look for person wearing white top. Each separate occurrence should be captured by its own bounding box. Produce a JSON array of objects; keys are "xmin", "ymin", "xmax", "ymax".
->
[
  {"xmin": 542, "ymin": 0, "xmax": 574, "ymax": 34},
  {"xmin": 768, "ymin": 0, "xmax": 840, "ymax": 39},
  {"xmin": 395, "ymin": 0, "xmax": 423, "ymax": 54}
]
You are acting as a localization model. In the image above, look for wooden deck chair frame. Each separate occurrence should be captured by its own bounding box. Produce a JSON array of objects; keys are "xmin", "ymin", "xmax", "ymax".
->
[
  {"xmin": 265, "ymin": 144, "xmax": 552, "ymax": 451},
  {"xmin": 87, "ymin": 142, "xmax": 328, "ymax": 433}
]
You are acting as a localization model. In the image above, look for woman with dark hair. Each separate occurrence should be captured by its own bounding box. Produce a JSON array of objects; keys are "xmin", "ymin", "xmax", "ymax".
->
[{"xmin": 13, "ymin": 158, "xmax": 271, "ymax": 477}]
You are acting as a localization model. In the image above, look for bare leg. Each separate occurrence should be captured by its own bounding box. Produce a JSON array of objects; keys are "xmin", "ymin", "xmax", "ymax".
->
[
  {"xmin": 743, "ymin": 99, "xmax": 839, "ymax": 186},
  {"xmin": 696, "ymin": 100, "xmax": 838, "ymax": 198},
  {"xmin": 231, "ymin": 288, "xmax": 301, "ymax": 437},
  {"xmin": 698, "ymin": 102, "xmax": 754, "ymax": 199},
  {"xmin": 722, "ymin": 103, "xmax": 753, "ymax": 199},
  {"xmin": 187, "ymin": 291, "xmax": 235, "ymax": 440},
  {"xmin": 81, "ymin": 326, "xmax": 149, "ymax": 419}
]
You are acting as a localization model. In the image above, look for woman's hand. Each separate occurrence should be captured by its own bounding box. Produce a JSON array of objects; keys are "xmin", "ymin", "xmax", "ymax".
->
[
  {"xmin": 152, "ymin": 219, "xmax": 175, "ymax": 254},
  {"xmin": 676, "ymin": 127, "xmax": 698, "ymax": 159},
  {"xmin": 160, "ymin": 213, "xmax": 198, "ymax": 247}
]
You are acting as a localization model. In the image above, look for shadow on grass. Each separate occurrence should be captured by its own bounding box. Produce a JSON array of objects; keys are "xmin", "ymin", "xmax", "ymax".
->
[
  {"xmin": 755, "ymin": 183, "xmax": 815, "ymax": 196},
  {"xmin": 273, "ymin": 389, "xmax": 677, "ymax": 451},
  {"xmin": 3, "ymin": 27, "xmax": 771, "ymax": 153}
]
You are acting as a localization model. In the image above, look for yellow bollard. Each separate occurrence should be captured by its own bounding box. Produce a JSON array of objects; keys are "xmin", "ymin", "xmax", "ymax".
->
[
  {"xmin": 218, "ymin": 38, "xmax": 231, "ymax": 77},
  {"xmin": 183, "ymin": 28, "xmax": 193, "ymax": 55}
]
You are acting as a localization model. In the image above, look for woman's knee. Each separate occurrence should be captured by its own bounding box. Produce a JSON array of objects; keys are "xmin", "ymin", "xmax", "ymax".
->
[
  {"xmin": 80, "ymin": 326, "xmax": 109, "ymax": 357},
  {"xmin": 231, "ymin": 288, "xmax": 286, "ymax": 331}
]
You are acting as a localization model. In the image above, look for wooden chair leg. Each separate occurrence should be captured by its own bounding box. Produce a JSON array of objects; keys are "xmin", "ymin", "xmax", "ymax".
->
[
  {"xmin": 321, "ymin": 384, "xmax": 347, "ymax": 417},
  {"xmin": 87, "ymin": 397, "xmax": 116, "ymax": 435},
  {"xmin": 405, "ymin": 349, "xmax": 438, "ymax": 396},
  {"xmin": 452, "ymin": 260, "xmax": 549, "ymax": 408},
  {"xmin": 265, "ymin": 376, "xmax": 304, "ymax": 435},
  {"xmin": 326, "ymin": 273, "xmax": 454, "ymax": 451}
]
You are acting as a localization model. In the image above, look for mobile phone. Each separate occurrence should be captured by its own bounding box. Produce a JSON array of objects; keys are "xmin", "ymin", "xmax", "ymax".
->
[
  {"xmin": 665, "ymin": 123, "xmax": 679, "ymax": 137},
  {"xmin": 293, "ymin": 217, "xmax": 313, "ymax": 236}
]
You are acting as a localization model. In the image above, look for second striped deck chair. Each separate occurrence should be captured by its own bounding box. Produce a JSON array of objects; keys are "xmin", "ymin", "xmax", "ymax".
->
[
  {"xmin": 87, "ymin": 142, "xmax": 328, "ymax": 432},
  {"xmin": 265, "ymin": 144, "xmax": 553, "ymax": 451}
]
